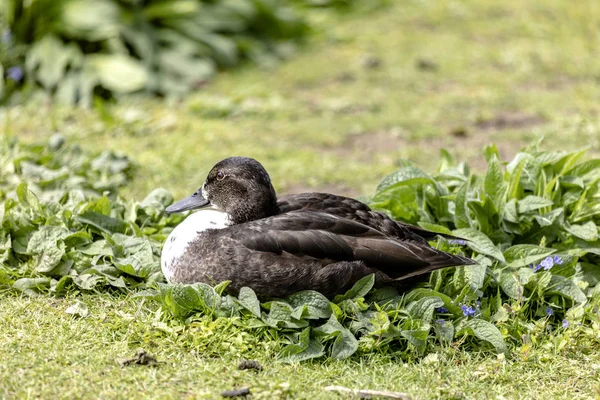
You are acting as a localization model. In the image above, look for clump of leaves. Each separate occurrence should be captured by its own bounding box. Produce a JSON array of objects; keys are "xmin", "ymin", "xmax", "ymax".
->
[
  {"xmin": 2, "ymin": 136, "xmax": 599, "ymax": 361},
  {"xmin": 0, "ymin": 135, "xmax": 180, "ymax": 294},
  {"xmin": 0, "ymin": 0, "xmax": 307, "ymax": 105}
]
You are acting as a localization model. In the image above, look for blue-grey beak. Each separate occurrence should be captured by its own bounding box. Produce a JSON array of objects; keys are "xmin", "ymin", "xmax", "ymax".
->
[{"xmin": 165, "ymin": 191, "xmax": 210, "ymax": 213}]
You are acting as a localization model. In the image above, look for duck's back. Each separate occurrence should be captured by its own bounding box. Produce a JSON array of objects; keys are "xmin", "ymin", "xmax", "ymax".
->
[{"xmin": 278, "ymin": 192, "xmax": 443, "ymax": 243}]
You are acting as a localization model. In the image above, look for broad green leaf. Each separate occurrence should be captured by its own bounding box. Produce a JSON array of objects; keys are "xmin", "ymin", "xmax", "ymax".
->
[
  {"xmin": 13, "ymin": 277, "xmax": 52, "ymax": 294},
  {"xmin": 78, "ymin": 211, "xmax": 129, "ymax": 234},
  {"xmin": 453, "ymin": 228, "xmax": 505, "ymax": 262},
  {"xmin": 518, "ymin": 196, "xmax": 553, "ymax": 213},
  {"xmin": 565, "ymin": 221, "xmax": 598, "ymax": 242},
  {"xmin": 280, "ymin": 328, "xmax": 325, "ymax": 362},
  {"xmin": 454, "ymin": 181, "xmax": 470, "ymax": 229},
  {"xmin": 499, "ymin": 268, "xmax": 534, "ymax": 299},
  {"xmin": 87, "ymin": 55, "xmax": 148, "ymax": 93},
  {"xmin": 375, "ymin": 166, "xmax": 437, "ymax": 193},
  {"xmin": 334, "ymin": 274, "xmax": 375, "ymax": 302},
  {"xmin": 238, "ymin": 287, "xmax": 261, "ymax": 317},
  {"xmin": 406, "ymin": 296, "xmax": 443, "ymax": 324},
  {"xmin": 140, "ymin": 188, "xmax": 174, "ymax": 210},
  {"xmin": 400, "ymin": 329, "xmax": 428, "ymax": 352},
  {"xmin": 60, "ymin": 0, "xmax": 120, "ymax": 41},
  {"xmin": 287, "ymin": 290, "xmax": 332, "ymax": 319},
  {"xmin": 405, "ymin": 288, "xmax": 460, "ymax": 315},
  {"xmin": 417, "ymin": 222, "xmax": 454, "ymax": 236},
  {"xmin": 464, "ymin": 263, "xmax": 487, "ymax": 291},
  {"xmin": 36, "ymin": 245, "xmax": 66, "ymax": 273},
  {"xmin": 460, "ymin": 319, "xmax": 508, "ymax": 354},
  {"xmin": 27, "ymin": 226, "xmax": 70, "ymax": 254},
  {"xmin": 503, "ymin": 245, "xmax": 556, "ymax": 268},
  {"xmin": 313, "ymin": 315, "xmax": 358, "ymax": 360},
  {"xmin": 547, "ymin": 275, "xmax": 587, "ymax": 304},
  {"xmin": 484, "ymin": 155, "xmax": 506, "ymax": 208},
  {"xmin": 534, "ymin": 208, "xmax": 564, "ymax": 227}
]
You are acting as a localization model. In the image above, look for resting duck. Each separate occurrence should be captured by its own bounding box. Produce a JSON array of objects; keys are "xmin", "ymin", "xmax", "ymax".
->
[{"xmin": 161, "ymin": 157, "xmax": 475, "ymax": 298}]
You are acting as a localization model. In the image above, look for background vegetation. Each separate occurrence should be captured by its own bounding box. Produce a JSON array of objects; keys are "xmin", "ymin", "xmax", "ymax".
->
[{"xmin": 2, "ymin": 0, "xmax": 600, "ymax": 398}]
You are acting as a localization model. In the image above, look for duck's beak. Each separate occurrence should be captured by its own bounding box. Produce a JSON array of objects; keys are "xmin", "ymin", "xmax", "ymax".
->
[{"xmin": 165, "ymin": 192, "xmax": 210, "ymax": 213}]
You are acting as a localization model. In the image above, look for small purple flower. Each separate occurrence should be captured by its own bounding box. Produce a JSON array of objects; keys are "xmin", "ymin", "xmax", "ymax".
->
[
  {"xmin": 461, "ymin": 305, "xmax": 476, "ymax": 317},
  {"xmin": 531, "ymin": 263, "xmax": 543, "ymax": 272},
  {"xmin": 436, "ymin": 307, "xmax": 449, "ymax": 314},
  {"xmin": 450, "ymin": 239, "xmax": 467, "ymax": 246},
  {"xmin": 540, "ymin": 256, "xmax": 554, "ymax": 271},
  {"xmin": 436, "ymin": 319, "xmax": 445, "ymax": 326},
  {"xmin": 562, "ymin": 319, "xmax": 569, "ymax": 329},
  {"xmin": 553, "ymin": 255, "xmax": 563, "ymax": 265},
  {"xmin": 7, "ymin": 66, "xmax": 23, "ymax": 82},
  {"xmin": 531, "ymin": 255, "xmax": 562, "ymax": 272},
  {"xmin": 545, "ymin": 307, "xmax": 553, "ymax": 316}
]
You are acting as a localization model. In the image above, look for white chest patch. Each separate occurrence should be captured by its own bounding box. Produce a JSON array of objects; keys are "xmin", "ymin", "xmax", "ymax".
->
[{"xmin": 161, "ymin": 209, "xmax": 231, "ymax": 282}]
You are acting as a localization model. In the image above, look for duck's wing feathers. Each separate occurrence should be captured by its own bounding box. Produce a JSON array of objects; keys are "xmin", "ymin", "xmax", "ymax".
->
[
  {"xmin": 278, "ymin": 192, "xmax": 459, "ymax": 242},
  {"xmin": 230, "ymin": 211, "xmax": 475, "ymax": 280}
]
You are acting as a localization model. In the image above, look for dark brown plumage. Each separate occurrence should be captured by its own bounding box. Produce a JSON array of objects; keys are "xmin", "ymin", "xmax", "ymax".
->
[{"xmin": 162, "ymin": 157, "xmax": 476, "ymax": 299}]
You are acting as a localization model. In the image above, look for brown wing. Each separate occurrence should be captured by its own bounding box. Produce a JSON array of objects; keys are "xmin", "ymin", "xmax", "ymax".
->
[
  {"xmin": 229, "ymin": 211, "xmax": 475, "ymax": 280},
  {"xmin": 278, "ymin": 192, "xmax": 458, "ymax": 243}
]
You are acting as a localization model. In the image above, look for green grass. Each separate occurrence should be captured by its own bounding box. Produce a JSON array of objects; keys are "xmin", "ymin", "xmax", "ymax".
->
[
  {"xmin": 2, "ymin": 0, "xmax": 600, "ymax": 398},
  {"xmin": 2, "ymin": 293, "xmax": 599, "ymax": 399}
]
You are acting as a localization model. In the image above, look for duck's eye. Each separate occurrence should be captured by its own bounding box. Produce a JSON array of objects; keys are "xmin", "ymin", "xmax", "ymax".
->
[{"xmin": 216, "ymin": 171, "xmax": 226, "ymax": 181}]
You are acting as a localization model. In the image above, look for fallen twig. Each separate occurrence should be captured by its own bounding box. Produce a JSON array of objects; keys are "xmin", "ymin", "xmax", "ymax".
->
[{"xmin": 324, "ymin": 385, "xmax": 413, "ymax": 400}]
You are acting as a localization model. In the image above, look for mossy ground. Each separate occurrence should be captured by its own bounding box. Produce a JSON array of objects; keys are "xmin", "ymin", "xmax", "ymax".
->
[{"xmin": 2, "ymin": 0, "xmax": 600, "ymax": 398}]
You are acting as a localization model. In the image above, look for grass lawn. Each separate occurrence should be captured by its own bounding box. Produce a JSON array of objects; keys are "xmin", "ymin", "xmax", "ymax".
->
[{"xmin": 2, "ymin": 0, "xmax": 600, "ymax": 398}]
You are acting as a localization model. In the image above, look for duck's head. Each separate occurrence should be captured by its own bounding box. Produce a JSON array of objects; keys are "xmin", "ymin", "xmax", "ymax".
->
[{"xmin": 166, "ymin": 156, "xmax": 279, "ymax": 224}]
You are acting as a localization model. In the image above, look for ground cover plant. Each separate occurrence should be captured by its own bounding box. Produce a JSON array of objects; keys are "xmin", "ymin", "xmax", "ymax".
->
[{"xmin": 2, "ymin": 135, "xmax": 599, "ymax": 363}]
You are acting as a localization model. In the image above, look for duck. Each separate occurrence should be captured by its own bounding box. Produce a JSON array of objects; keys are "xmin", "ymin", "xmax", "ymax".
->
[{"xmin": 161, "ymin": 156, "xmax": 475, "ymax": 299}]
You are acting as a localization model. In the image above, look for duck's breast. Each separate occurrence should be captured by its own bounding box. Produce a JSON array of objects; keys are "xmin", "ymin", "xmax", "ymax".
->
[{"xmin": 161, "ymin": 209, "xmax": 230, "ymax": 282}]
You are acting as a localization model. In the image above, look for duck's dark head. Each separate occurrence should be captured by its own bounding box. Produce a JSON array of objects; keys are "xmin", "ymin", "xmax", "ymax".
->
[{"xmin": 165, "ymin": 156, "xmax": 279, "ymax": 224}]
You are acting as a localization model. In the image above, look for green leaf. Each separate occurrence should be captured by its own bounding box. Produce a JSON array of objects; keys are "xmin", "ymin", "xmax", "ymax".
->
[
  {"xmin": 460, "ymin": 319, "xmax": 508, "ymax": 354},
  {"xmin": 547, "ymin": 275, "xmax": 587, "ymax": 304},
  {"xmin": 78, "ymin": 211, "xmax": 129, "ymax": 234},
  {"xmin": 517, "ymin": 196, "xmax": 553, "ymax": 213},
  {"xmin": 417, "ymin": 222, "xmax": 454, "ymax": 236},
  {"xmin": 60, "ymin": 0, "xmax": 120, "ymax": 41},
  {"xmin": 13, "ymin": 277, "xmax": 52, "ymax": 294},
  {"xmin": 27, "ymin": 226, "xmax": 70, "ymax": 254},
  {"xmin": 333, "ymin": 274, "xmax": 375, "ymax": 302},
  {"xmin": 503, "ymin": 245, "xmax": 556, "ymax": 268},
  {"xmin": 375, "ymin": 166, "xmax": 437, "ymax": 193},
  {"xmin": 498, "ymin": 268, "xmax": 534, "ymax": 299},
  {"xmin": 313, "ymin": 315, "xmax": 358, "ymax": 360},
  {"xmin": 65, "ymin": 300, "xmax": 89, "ymax": 318},
  {"xmin": 287, "ymin": 290, "xmax": 332, "ymax": 319},
  {"xmin": 484, "ymin": 155, "xmax": 506, "ymax": 208},
  {"xmin": 238, "ymin": 287, "xmax": 261, "ymax": 317},
  {"xmin": 453, "ymin": 228, "xmax": 505, "ymax": 262},
  {"xmin": 140, "ymin": 188, "xmax": 174, "ymax": 211},
  {"xmin": 464, "ymin": 263, "xmax": 487, "ymax": 291},
  {"xmin": 406, "ymin": 296, "xmax": 443, "ymax": 324},
  {"xmin": 400, "ymin": 329, "xmax": 428, "ymax": 352},
  {"xmin": 280, "ymin": 328, "xmax": 325, "ymax": 362},
  {"xmin": 565, "ymin": 221, "xmax": 598, "ymax": 242},
  {"xmin": 87, "ymin": 55, "xmax": 148, "ymax": 93},
  {"xmin": 454, "ymin": 181, "xmax": 471, "ymax": 229}
]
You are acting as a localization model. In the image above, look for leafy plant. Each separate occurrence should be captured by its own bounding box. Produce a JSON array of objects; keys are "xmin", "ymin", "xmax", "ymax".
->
[
  {"xmin": 2, "ymin": 137, "xmax": 599, "ymax": 361},
  {"xmin": 0, "ymin": 0, "xmax": 307, "ymax": 105},
  {"xmin": 0, "ymin": 135, "xmax": 182, "ymax": 294}
]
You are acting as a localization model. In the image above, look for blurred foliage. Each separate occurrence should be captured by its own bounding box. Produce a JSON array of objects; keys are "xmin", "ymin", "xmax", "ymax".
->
[{"xmin": 0, "ymin": 0, "xmax": 315, "ymax": 105}]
